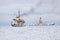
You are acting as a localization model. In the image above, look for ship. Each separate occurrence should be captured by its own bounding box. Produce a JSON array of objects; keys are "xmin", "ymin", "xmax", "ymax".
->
[
  {"xmin": 38, "ymin": 17, "xmax": 47, "ymax": 26},
  {"xmin": 11, "ymin": 9, "xmax": 25, "ymax": 27}
]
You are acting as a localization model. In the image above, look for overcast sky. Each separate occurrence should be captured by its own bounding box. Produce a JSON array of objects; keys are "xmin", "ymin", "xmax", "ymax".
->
[
  {"xmin": 0, "ymin": 0, "xmax": 60, "ymax": 26},
  {"xmin": 0, "ymin": 0, "xmax": 60, "ymax": 14}
]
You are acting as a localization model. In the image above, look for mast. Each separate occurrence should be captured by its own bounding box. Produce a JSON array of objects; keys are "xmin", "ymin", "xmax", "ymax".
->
[{"xmin": 18, "ymin": 9, "xmax": 20, "ymax": 18}]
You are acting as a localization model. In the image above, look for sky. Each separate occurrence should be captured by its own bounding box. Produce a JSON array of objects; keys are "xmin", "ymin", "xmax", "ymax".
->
[{"xmin": 0, "ymin": 0, "xmax": 60, "ymax": 26}]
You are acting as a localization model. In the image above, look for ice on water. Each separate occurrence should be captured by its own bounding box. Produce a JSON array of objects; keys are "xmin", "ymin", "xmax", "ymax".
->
[{"xmin": 0, "ymin": 26, "xmax": 60, "ymax": 40}]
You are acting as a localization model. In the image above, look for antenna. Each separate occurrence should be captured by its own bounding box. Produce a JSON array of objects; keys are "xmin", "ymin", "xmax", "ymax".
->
[{"xmin": 18, "ymin": 9, "xmax": 20, "ymax": 18}]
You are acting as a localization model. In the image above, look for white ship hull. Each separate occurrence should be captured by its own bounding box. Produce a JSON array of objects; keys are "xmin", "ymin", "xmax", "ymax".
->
[
  {"xmin": 11, "ymin": 23, "xmax": 25, "ymax": 27},
  {"xmin": 11, "ymin": 22, "xmax": 20, "ymax": 27}
]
